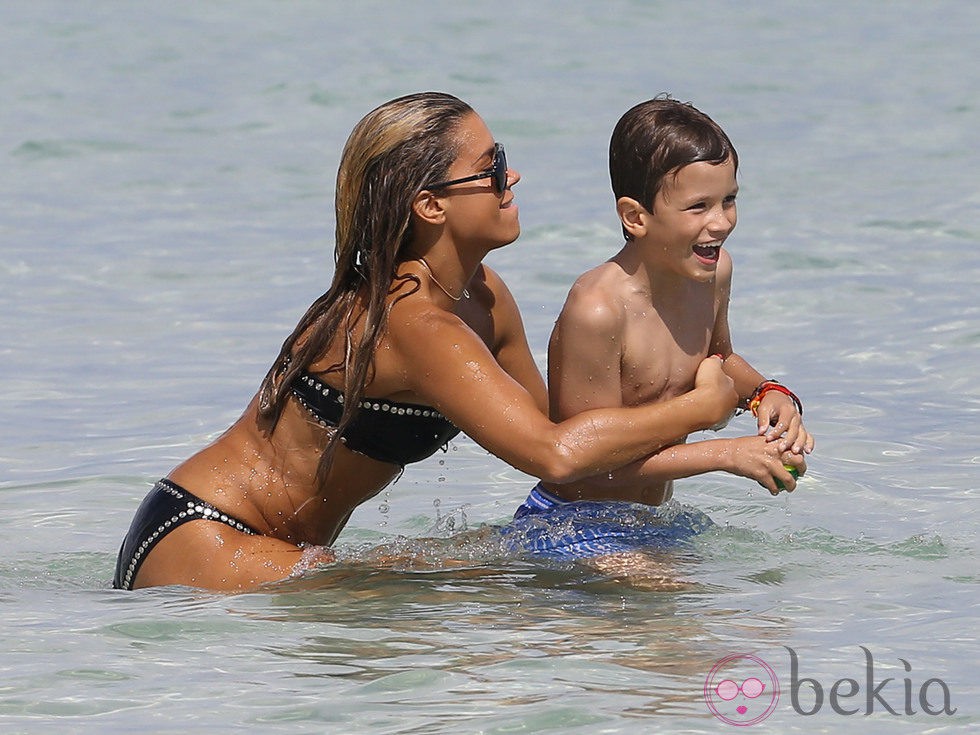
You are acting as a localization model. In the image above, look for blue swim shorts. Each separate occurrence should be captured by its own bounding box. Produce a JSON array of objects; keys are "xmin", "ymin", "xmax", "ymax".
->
[{"xmin": 504, "ymin": 483, "xmax": 713, "ymax": 560}]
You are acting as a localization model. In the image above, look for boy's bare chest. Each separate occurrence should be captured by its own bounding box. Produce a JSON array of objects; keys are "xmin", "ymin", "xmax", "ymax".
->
[{"xmin": 618, "ymin": 304, "xmax": 714, "ymax": 406}]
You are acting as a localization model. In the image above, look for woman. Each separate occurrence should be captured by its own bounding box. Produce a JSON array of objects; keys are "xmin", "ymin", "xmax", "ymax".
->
[{"xmin": 113, "ymin": 92, "xmax": 737, "ymax": 591}]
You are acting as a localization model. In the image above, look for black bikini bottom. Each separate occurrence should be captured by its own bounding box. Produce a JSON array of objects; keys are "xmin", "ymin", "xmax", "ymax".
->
[{"xmin": 112, "ymin": 478, "xmax": 258, "ymax": 590}]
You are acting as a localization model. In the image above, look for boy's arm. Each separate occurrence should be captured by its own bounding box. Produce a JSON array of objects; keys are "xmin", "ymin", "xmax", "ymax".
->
[
  {"xmin": 721, "ymin": 352, "xmax": 814, "ymax": 455},
  {"xmin": 547, "ymin": 279, "xmax": 629, "ymax": 421},
  {"xmin": 709, "ymin": 252, "xmax": 814, "ymax": 454},
  {"xmin": 598, "ymin": 435, "xmax": 805, "ymax": 497},
  {"xmin": 705, "ymin": 267, "xmax": 765, "ymax": 398}
]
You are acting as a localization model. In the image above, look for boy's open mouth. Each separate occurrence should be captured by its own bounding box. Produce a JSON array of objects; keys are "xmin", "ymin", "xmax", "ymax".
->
[{"xmin": 692, "ymin": 243, "xmax": 721, "ymax": 262}]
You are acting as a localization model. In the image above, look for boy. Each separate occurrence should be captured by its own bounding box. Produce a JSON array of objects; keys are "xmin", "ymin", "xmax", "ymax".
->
[{"xmin": 512, "ymin": 97, "xmax": 814, "ymax": 557}]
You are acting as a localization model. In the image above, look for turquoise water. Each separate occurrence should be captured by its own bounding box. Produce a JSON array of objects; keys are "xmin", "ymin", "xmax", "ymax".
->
[{"xmin": 2, "ymin": 1, "xmax": 978, "ymax": 732}]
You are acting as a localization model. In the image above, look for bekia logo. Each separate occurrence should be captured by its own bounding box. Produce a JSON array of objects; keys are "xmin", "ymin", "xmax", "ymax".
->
[
  {"xmin": 705, "ymin": 647, "xmax": 957, "ymax": 725},
  {"xmin": 703, "ymin": 653, "xmax": 780, "ymax": 726},
  {"xmin": 787, "ymin": 646, "xmax": 956, "ymax": 717}
]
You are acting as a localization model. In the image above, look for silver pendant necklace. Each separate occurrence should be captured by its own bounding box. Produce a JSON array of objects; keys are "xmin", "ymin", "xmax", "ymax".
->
[{"xmin": 415, "ymin": 257, "xmax": 469, "ymax": 301}]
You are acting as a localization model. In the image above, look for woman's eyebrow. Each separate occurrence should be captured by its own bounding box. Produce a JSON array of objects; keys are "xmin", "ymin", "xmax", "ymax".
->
[{"xmin": 471, "ymin": 144, "xmax": 495, "ymax": 167}]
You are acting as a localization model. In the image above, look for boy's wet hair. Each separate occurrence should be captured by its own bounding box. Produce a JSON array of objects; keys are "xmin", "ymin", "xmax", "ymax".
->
[{"xmin": 609, "ymin": 96, "xmax": 738, "ymax": 239}]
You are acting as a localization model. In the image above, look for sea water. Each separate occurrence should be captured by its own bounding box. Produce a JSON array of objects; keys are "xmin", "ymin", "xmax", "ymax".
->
[{"xmin": 1, "ymin": 1, "xmax": 978, "ymax": 732}]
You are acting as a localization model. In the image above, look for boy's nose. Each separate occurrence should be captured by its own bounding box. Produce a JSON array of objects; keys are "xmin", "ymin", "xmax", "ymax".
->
[{"xmin": 708, "ymin": 208, "xmax": 736, "ymax": 235}]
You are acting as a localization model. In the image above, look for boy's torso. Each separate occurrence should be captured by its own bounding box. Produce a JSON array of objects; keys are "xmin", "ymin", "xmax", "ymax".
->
[
  {"xmin": 545, "ymin": 257, "xmax": 723, "ymax": 506},
  {"xmin": 608, "ymin": 260, "xmax": 721, "ymax": 408}
]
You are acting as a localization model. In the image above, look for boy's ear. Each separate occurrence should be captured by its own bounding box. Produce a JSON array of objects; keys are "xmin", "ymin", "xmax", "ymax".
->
[
  {"xmin": 411, "ymin": 190, "xmax": 447, "ymax": 225},
  {"xmin": 616, "ymin": 197, "xmax": 649, "ymax": 239}
]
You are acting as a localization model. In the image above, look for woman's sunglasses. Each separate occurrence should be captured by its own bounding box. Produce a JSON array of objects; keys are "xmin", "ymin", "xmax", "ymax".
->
[{"xmin": 424, "ymin": 143, "xmax": 507, "ymax": 195}]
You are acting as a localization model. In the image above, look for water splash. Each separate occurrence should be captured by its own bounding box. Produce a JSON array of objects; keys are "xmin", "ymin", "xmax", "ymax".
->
[{"xmin": 315, "ymin": 499, "xmax": 715, "ymax": 586}]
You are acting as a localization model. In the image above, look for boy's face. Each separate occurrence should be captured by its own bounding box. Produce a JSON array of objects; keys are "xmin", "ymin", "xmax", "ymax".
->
[{"xmin": 641, "ymin": 157, "xmax": 738, "ymax": 282}]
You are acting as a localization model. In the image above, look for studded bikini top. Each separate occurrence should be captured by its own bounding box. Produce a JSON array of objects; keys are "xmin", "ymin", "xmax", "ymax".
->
[{"xmin": 290, "ymin": 371, "xmax": 460, "ymax": 467}]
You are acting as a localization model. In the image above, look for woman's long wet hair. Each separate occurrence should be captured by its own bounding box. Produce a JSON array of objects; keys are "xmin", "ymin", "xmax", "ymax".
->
[{"xmin": 257, "ymin": 92, "xmax": 473, "ymax": 486}]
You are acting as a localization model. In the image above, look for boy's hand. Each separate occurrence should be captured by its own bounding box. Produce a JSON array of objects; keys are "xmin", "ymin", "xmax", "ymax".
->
[
  {"xmin": 723, "ymin": 435, "xmax": 808, "ymax": 495},
  {"xmin": 693, "ymin": 355, "xmax": 739, "ymax": 429},
  {"xmin": 756, "ymin": 392, "xmax": 815, "ymax": 455}
]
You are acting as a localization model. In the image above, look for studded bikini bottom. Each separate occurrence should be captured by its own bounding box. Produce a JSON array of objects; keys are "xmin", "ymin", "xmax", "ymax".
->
[{"xmin": 112, "ymin": 478, "xmax": 257, "ymax": 590}]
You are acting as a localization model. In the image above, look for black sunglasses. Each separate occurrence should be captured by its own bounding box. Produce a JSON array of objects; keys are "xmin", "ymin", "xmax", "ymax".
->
[{"xmin": 424, "ymin": 143, "xmax": 507, "ymax": 194}]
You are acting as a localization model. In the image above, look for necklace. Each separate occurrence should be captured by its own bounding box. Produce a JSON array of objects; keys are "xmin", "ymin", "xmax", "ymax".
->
[{"xmin": 415, "ymin": 257, "xmax": 469, "ymax": 301}]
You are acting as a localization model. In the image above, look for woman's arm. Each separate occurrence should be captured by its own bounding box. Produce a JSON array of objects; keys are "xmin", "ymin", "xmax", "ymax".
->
[
  {"xmin": 387, "ymin": 300, "xmax": 736, "ymax": 485},
  {"xmin": 476, "ymin": 265, "xmax": 548, "ymax": 413}
]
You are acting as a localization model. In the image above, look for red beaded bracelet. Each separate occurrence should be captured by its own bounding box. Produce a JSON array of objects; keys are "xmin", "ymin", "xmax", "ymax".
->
[{"xmin": 747, "ymin": 380, "xmax": 803, "ymax": 417}]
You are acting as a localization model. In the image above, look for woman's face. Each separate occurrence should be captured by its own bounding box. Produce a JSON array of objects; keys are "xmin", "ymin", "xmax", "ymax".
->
[{"xmin": 436, "ymin": 112, "xmax": 521, "ymax": 251}]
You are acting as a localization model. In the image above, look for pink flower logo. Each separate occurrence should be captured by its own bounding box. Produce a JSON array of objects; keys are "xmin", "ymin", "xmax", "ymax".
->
[{"xmin": 704, "ymin": 653, "xmax": 780, "ymax": 726}]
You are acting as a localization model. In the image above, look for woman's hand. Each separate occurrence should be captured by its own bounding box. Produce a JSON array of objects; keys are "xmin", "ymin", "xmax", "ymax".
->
[{"xmin": 693, "ymin": 355, "xmax": 739, "ymax": 430}]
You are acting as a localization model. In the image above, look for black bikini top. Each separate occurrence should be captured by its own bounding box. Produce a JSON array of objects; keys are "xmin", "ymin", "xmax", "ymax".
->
[{"xmin": 290, "ymin": 371, "xmax": 460, "ymax": 467}]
